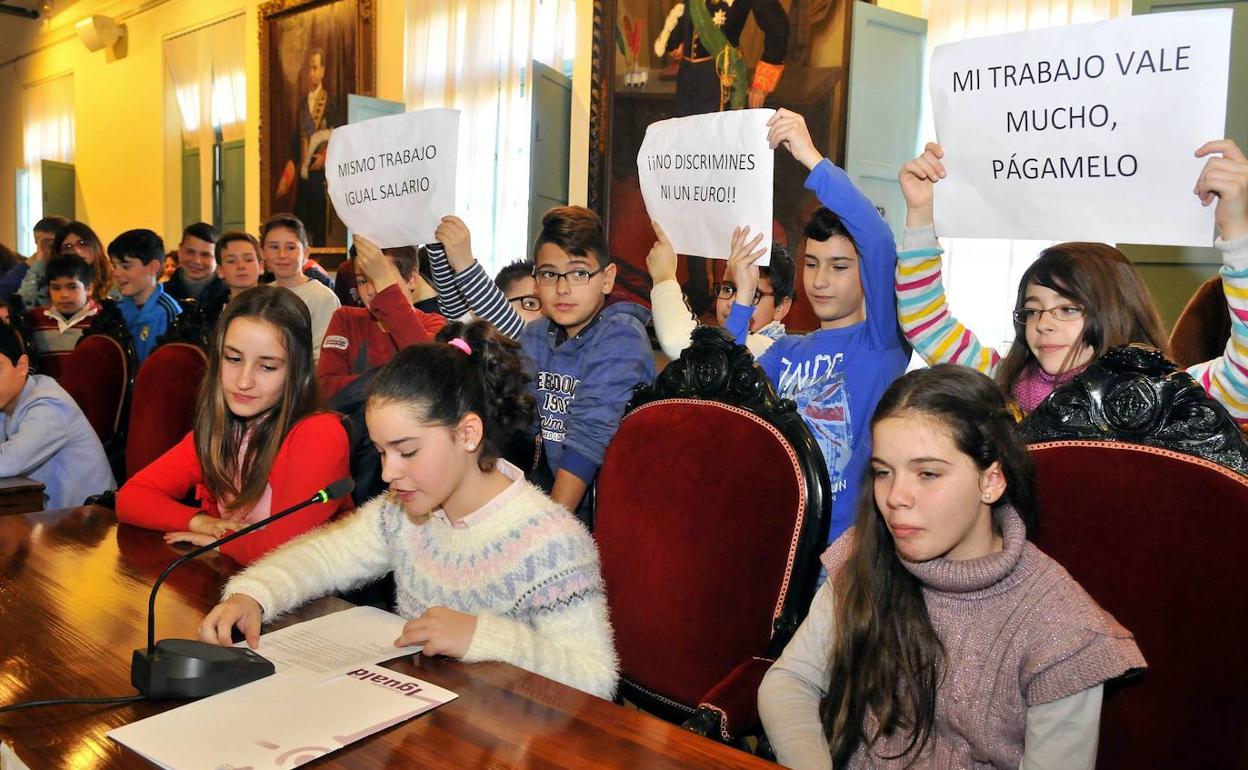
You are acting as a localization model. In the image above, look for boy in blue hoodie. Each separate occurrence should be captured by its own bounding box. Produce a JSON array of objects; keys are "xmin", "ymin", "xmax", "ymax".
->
[
  {"xmin": 726, "ymin": 109, "xmax": 910, "ymax": 542},
  {"xmin": 0, "ymin": 321, "xmax": 115, "ymax": 510},
  {"xmin": 426, "ymin": 210, "xmax": 656, "ymax": 520}
]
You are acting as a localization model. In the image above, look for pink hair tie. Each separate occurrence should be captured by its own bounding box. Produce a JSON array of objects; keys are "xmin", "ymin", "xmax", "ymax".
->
[{"xmin": 448, "ymin": 338, "xmax": 473, "ymax": 356}]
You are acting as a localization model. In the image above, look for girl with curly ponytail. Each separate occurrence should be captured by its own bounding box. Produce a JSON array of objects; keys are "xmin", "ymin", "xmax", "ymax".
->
[
  {"xmin": 199, "ymin": 320, "xmax": 619, "ymax": 700},
  {"xmin": 760, "ymin": 364, "xmax": 1144, "ymax": 769}
]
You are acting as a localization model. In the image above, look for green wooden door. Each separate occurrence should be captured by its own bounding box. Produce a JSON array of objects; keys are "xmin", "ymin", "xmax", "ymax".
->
[
  {"xmin": 529, "ymin": 59, "xmax": 572, "ymax": 251},
  {"xmin": 181, "ymin": 145, "xmax": 200, "ymax": 229},
  {"xmin": 1124, "ymin": 0, "xmax": 1247, "ymax": 328},
  {"xmin": 844, "ymin": 1, "xmax": 927, "ymax": 242},
  {"xmin": 41, "ymin": 160, "xmax": 75, "ymax": 220},
  {"xmin": 219, "ymin": 139, "xmax": 245, "ymax": 232}
]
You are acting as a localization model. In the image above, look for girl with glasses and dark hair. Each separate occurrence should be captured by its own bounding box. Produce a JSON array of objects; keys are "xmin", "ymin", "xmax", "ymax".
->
[
  {"xmin": 21, "ymin": 221, "xmax": 117, "ymax": 307},
  {"xmin": 896, "ymin": 139, "xmax": 1248, "ymax": 421}
]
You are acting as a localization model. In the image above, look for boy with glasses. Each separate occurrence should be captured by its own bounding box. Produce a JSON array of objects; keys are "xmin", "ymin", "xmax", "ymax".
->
[
  {"xmin": 646, "ymin": 221, "xmax": 795, "ymax": 359},
  {"xmin": 427, "ymin": 210, "xmax": 656, "ymax": 520},
  {"xmin": 494, "ymin": 259, "xmax": 544, "ymax": 324}
]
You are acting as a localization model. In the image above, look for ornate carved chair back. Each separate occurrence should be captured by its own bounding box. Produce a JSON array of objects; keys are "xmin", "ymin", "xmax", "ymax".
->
[
  {"xmin": 594, "ymin": 326, "xmax": 831, "ymax": 743},
  {"xmin": 1020, "ymin": 344, "xmax": 1248, "ymax": 475}
]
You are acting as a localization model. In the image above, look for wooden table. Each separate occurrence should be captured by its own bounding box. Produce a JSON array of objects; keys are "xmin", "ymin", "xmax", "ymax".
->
[
  {"xmin": 0, "ymin": 507, "xmax": 777, "ymax": 769},
  {"xmin": 0, "ymin": 476, "xmax": 45, "ymax": 516}
]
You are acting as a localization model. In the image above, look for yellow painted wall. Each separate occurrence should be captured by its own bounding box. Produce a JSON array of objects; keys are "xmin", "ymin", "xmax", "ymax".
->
[
  {"xmin": 878, "ymin": 0, "xmax": 925, "ymax": 18},
  {"xmin": 0, "ymin": 0, "xmax": 406, "ymax": 252}
]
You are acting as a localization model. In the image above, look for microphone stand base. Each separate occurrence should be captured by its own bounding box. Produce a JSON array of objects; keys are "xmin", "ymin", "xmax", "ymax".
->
[{"xmin": 132, "ymin": 639, "xmax": 275, "ymax": 700}]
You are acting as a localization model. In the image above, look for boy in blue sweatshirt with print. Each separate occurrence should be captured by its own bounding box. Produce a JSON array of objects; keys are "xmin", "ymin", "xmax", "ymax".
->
[
  {"xmin": 109, "ymin": 229, "xmax": 181, "ymax": 364},
  {"xmin": 425, "ymin": 210, "xmax": 656, "ymax": 521},
  {"xmin": 726, "ymin": 109, "xmax": 910, "ymax": 542},
  {"xmin": 0, "ymin": 322, "xmax": 115, "ymax": 509}
]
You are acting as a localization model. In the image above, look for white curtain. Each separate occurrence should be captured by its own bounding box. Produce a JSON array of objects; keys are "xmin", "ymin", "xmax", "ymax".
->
[
  {"xmin": 920, "ymin": 0, "xmax": 1132, "ymax": 353},
  {"xmin": 405, "ymin": 0, "xmax": 576, "ymax": 273},
  {"xmin": 164, "ymin": 14, "xmax": 247, "ymax": 148},
  {"xmin": 19, "ymin": 74, "xmax": 75, "ymax": 255}
]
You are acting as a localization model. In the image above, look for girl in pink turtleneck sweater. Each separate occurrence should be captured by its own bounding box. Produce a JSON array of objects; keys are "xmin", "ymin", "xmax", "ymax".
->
[{"xmin": 759, "ymin": 365, "xmax": 1145, "ymax": 770}]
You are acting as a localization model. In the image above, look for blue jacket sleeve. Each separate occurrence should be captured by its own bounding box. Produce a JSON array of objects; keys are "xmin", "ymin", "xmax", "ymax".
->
[
  {"xmin": 804, "ymin": 160, "xmax": 904, "ymax": 351},
  {"xmin": 0, "ymin": 264, "xmax": 30, "ymax": 300},
  {"xmin": 559, "ymin": 318, "xmax": 656, "ymax": 482},
  {"xmin": 725, "ymin": 302, "xmax": 753, "ymax": 345}
]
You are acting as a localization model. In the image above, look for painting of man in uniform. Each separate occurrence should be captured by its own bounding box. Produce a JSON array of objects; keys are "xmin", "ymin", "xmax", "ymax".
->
[{"xmin": 264, "ymin": 0, "xmax": 356, "ymax": 248}]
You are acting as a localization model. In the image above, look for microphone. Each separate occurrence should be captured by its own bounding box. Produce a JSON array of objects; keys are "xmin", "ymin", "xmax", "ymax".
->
[{"xmin": 131, "ymin": 477, "xmax": 355, "ymax": 700}]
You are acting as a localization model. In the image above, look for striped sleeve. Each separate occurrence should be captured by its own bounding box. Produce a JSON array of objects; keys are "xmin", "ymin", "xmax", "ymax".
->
[
  {"xmin": 452, "ymin": 261, "xmax": 526, "ymax": 340},
  {"xmin": 895, "ymin": 224, "xmax": 1001, "ymax": 376},
  {"xmin": 1186, "ymin": 234, "xmax": 1248, "ymax": 425},
  {"xmin": 425, "ymin": 243, "xmax": 471, "ymax": 320}
]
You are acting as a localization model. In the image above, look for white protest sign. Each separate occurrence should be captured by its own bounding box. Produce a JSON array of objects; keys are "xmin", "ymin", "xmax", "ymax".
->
[
  {"xmin": 930, "ymin": 9, "xmax": 1231, "ymax": 247},
  {"xmin": 637, "ymin": 109, "xmax": 774, "ymax": 264},
  {"xmin": 326, "ymin": 108, "xmax": 459, "ymax": 248}
]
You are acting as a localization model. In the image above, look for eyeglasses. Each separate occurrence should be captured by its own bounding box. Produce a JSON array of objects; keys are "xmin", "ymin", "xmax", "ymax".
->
[
  {"xmin": 61, "ymin": 239, "xmax": 91, "ymax": 254},
  {"xmin": 1012, "ymin": 305, "xmax": 1085, "ymax": 325},
  {"xmin": 508, "ymin": 295, "xmax": 542, "ymax": 312},
  {"xmin": 713, "ymin": 282, "xmax": 773, "ymax": 306},
  {"xmin": 532, "ymin": 267, "xmax": 604, "ymax": 286}
]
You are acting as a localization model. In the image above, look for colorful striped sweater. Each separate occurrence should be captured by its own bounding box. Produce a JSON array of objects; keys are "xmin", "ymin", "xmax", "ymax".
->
[
  {"xmin": 895, "ymin": 225, "xmax": 1248, "ymax": 423},
  {"xmin": 223, "ymin": 460, "xmax": 619, "ymax": 699}
]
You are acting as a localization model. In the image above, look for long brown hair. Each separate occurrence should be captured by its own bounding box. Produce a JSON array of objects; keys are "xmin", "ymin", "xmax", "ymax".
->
[
  {"xmin": 53, "ymin": 221, "xmax": 113, "ymax": 300},
  {"xmin": 824, "ymin": 365, "xmax": 1037, "ymax": 766},
  {"xmin": 193, "ymin": 286, "xmax": 320, "ymax": 513},
  {"xmin": 996, "ymin": 242, "xmax": 1168, "ymax": 396}
]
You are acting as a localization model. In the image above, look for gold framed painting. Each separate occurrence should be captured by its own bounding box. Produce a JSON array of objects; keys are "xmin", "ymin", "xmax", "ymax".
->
[
  {"xmin": 589, "ymin": 0, "xmax": 859, "ymax": 331},
  {"xmin": 259, "ymin": 0, "xmax": 375, "ymax": 258}
]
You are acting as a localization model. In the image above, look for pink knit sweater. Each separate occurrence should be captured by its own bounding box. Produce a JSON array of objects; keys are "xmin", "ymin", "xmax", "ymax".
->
[{"xmin": 821, "ymin": 507, "xmax": 1145, "ymax": 769}]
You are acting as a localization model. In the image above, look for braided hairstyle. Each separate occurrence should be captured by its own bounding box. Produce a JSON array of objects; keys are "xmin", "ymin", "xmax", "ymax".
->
[
  {"xmin": 367, "ymin": 320, "xmax": 535, "ymax": 470},
  {"xmin": 823, "ymin": 364, "xmax": 1036, "ymax": 766}
]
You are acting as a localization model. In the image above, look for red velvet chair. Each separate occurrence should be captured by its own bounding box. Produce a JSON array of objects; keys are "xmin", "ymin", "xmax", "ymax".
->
[
  {"xmin": 594, "ymin": 326, "xmax": 831, "ymax": 744},
  {"xmin": 59, "ymin": 334, "xmax": 130, "ymax": 445},
  {"xmin": 1029, "ymin": 441, "xmax": 1248, "ymax": 770},
  {"xmin": 125, "ymin": 343, "xmax": 208, "ymax": 478},
  {"xmin": 1021, "ymin": 345, "xmax": 1248, "ymax": 768}
]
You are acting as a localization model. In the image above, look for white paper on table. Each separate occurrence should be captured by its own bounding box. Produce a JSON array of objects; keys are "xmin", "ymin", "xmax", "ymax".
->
[
  {"xmin": 237, "ymin": 605, "xmax": 420, "ymax": 686},
  {"xmin": 637, "ymin": 109, "xmax": 774, "ymax": 264},
  {"xmin": 108, "ymin": 664, "xmax": 456, "ymax": 770},
  {"xmin": 930, "ymin": 9, "xmax": 1232, "ymax": 247},
  {"xmin": 325, "ymin": 107, "xmax": 459, "ymax": 248}
]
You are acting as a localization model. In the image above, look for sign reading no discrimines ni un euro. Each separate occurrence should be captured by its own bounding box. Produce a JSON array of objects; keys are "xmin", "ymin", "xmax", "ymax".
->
[
  {"xmin": 637, "ymin": 109, "xmax": 775, "ymax": 265},
  {"xmin": 326, "ymin": 108, "xmax": 460, "ymax": 248},
  {"xmin": 930, "ymin": 9, "xmax": 1231, "ymax": 247}
]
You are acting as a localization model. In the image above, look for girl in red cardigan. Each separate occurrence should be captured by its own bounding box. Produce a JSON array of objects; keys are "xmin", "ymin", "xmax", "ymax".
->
[{"xmin": 117, "ymin": 285, "xmax": 352, "ymax": 564}]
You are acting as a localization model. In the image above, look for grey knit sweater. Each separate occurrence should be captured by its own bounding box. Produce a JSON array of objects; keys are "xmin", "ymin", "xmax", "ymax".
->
[{"xmin": 762, "ymin": 506, "xmax": 1145, "ymax": 769}]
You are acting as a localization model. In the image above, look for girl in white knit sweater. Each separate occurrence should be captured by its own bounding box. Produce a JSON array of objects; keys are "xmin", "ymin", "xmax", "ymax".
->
[{"xmin": 198, "ymin": 320, "xmax": 619, "ymax": 698}]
